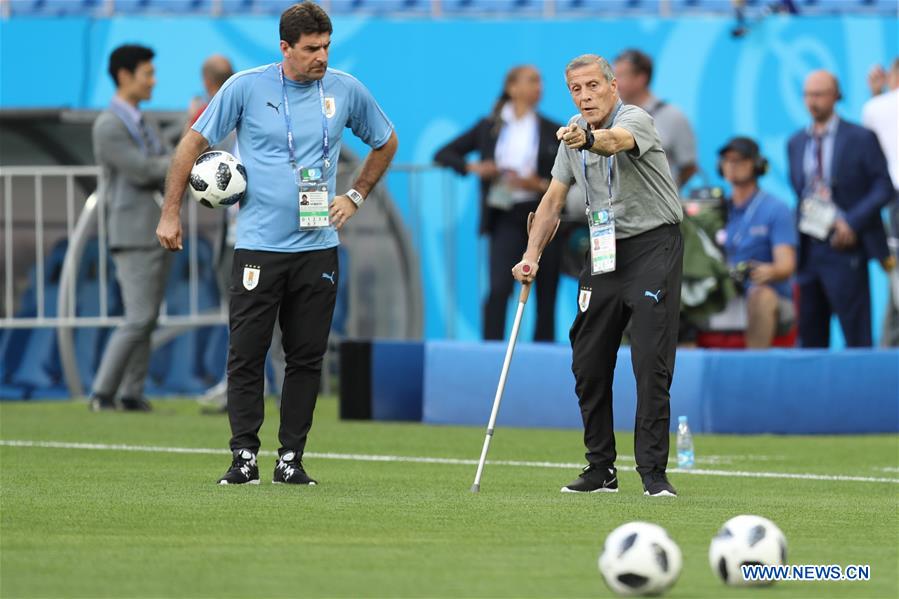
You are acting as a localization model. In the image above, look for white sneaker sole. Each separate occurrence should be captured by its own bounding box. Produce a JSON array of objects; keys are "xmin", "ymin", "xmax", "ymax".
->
[
  {"xmin": 643, "ymin": 490, "xmax": 677, "ymax": 497},
  {"xmin": 218, "ymin": 479, "xmax": 260, "ymax": 485},
  {"xmin": 560, "ymin": 487, "xmax": 618, "ymax": 493},
  {"xmin": 272, "ymin": 481, "xmax": 317, "ymax": 485}
]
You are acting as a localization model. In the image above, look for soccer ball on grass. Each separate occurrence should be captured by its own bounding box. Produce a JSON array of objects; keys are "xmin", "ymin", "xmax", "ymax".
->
[{"xmin": 598, "ymin": 521, "xmax": 682, "ymax": 596}]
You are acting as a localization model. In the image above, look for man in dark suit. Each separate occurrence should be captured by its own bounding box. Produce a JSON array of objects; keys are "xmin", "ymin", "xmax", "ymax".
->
[
  {"xmin": 787, "ymin": 70, "xmax": 892, "ymax": 347},
  {"xmin": 434, "ymin": 66, "xmax": 562, "ymax": 341},
  {"xmin": 89, "ymin": 45, "xmax": 171, "ymax": 411}
]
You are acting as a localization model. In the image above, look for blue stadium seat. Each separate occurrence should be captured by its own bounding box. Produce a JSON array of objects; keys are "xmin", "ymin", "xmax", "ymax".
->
[
  {"xmin": 670, "ymin": 0, "xmax": 760, "ymax": 16},
  {"xmin": 0, "ymin": 329, "xmax": 31, "ymax": 400},
  {"xmin": 329, "ymin": 0, "xmax": 429, "ymax": 14},
  {"xmin": 798, "ymin": 0, "xmax": 883, "ymax": 14},
  {"xmin": 147, "ymin": 237, "xmax": 221, "ymax": 394},
  {"xmin": 667, "ymin": 0, "xmax": 743, "ymax": 14},
  {"xmin": 218, "ymin": 0, "xmax": 253, "ymax": 13},
  {"xmin": 0, "ymin": 239, "xmax": 125, "ymax": 399},
  {"xmin": 111, "ymin": 0, "xmax": 210, "ymax": 14},
  {"xmin": 7, "ymin": 0, "xmax": 39, "ymax": 15},
  {"xmin": 73, "ymin": 239, "xmax": 124, "ymax": 391},
  {"xmin": 9, "ymin": 0, "xmax": 103, "ymax": 16},
  {"xmin": 556, "ymin": 0, "xmax": 657, "ymax": 14},
  {"xmin": 442, "ymin": 0, "xmax": 544, "ymax": 15},
  {"xmin": 249, "ymin": 0, "xmax": 429, "ymax": 15},
  {"xmin": 247, "ymin": 0, "xmax": 294, "ymax": 13},
  {"xmin": 201, "ymin": 325, "xmax": 228, "ymax": 383},
  {"xmin": 8, "ymin": 241, "xmax": 69, "ymax": 395},
  {"xmin": 0, "ymin": 326, "xmax": 31, "ymax": 398}
]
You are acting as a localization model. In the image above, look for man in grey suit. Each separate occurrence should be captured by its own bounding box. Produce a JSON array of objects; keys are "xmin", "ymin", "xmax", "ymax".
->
[{"xmin": 89, "ymin": 44, "xmax": 171, "ymax": 412}]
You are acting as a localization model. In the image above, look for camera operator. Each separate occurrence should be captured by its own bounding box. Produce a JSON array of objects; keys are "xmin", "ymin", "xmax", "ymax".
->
[{"xmin": 718, "ymin": 137, "xmax": 797, "ymax": 348}]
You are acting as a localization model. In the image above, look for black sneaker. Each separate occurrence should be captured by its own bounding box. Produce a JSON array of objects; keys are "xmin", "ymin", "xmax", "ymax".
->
[
  {"xmin": 642, "ymin": 470, "xmax": 677, "ymax": 497},
  {"xmin": 561, "ymin": 465, "xmax": 618, "ymax": 493},
  {"xmin": 217, "ymin": 449, "xmax": 260, "ymax": 485},
  {"xmin": 273, "ymin": 451, "xmax": 317, "ymax": 485},
  {"xmin": 88, "ymin": 394, "xmax": 115, "ymax": 412},
  {"xmin": 120, "ymin": 397, "xmax": 153, "ymax": 412}
]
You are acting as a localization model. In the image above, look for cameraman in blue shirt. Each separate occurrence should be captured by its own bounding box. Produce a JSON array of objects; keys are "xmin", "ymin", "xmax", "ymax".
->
[
  {"xmin": 156, "ymin": 1, "xmax": 397, "ymax": 485},
  {"xmin": 718, "ymin": 137, "xmax": 797, "ymax": 348}
]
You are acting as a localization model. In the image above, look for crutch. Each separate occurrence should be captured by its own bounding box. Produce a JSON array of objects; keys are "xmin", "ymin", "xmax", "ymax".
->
[{"xmin": 470, "ymin": 212, "xmax": 559, "ymax": 493}]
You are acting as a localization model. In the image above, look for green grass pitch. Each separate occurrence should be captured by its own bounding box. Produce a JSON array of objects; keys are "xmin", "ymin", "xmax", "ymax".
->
[{"xmin": 1, "ymin": 398, "xmax": 896, "ymax": 598}]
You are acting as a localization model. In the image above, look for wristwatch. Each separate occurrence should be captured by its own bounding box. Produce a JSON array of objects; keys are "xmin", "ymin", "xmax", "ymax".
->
[
  {"xmin": 346, "ymin": 188, "xmax": 364, "ymax": 208},
  {"xmin": 579, "ymin": 127, "xmax": 595, "ymax": 152}
]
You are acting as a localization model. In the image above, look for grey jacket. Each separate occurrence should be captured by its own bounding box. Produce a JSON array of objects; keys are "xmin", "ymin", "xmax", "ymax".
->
[{"xmin": 93, "ymin": 110, "xmax": 170, "ymax": 249}]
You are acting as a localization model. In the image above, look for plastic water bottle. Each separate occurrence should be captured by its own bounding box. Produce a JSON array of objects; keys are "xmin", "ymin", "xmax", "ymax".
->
[{"xmin": 676, "ymin": 416, "xmax": 695, "ymax": 469}]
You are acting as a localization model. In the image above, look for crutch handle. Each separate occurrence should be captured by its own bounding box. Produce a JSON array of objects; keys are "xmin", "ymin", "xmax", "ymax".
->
[{"xmin": 518, "ymin": 281, "xmax": 532, "ymax": 304}]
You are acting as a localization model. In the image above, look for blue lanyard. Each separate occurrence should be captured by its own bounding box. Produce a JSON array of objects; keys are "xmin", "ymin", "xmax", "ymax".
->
[
  {"xmin": 581, "ymin": 101, "xmax": 621, "ymax": 214},
  {"xmin": 278, "ymin": 63, "xmax": 331, "ymax": 170},
  {"xmin": 729, "ymin": 190, "xmax": 762, "ymax": 249},
  {"xmin": 108, "ymin": 101, "xmax": 162, "ymax": 156},
  {"xmin": 582, "ymin": 153, "xmax": 614, "ymax": 212}
]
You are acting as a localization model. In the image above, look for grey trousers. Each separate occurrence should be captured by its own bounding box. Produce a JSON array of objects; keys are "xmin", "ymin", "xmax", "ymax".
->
[{"xmin": 92, "ymin": 246, "xmax": 172, "ymax": 399}]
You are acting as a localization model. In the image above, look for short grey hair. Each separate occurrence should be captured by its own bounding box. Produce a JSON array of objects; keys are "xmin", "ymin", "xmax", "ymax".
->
[{"xmin": 565, "ymin": 54, "xmax": 615, "ymax": 82}]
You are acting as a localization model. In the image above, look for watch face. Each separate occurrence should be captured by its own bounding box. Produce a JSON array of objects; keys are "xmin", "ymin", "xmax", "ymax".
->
[{"xmin": 348, "ymin": 190, "xmax": 363, "ymax": 206}]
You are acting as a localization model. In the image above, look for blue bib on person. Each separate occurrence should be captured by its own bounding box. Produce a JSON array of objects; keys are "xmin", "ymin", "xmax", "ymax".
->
[
  {"xmin": 192, "ymin": 64, "xmax": 393, "ymax": 252},
  {"xmin": 723, "ymin": 190, "xmax": 797, "ymax": 299}
]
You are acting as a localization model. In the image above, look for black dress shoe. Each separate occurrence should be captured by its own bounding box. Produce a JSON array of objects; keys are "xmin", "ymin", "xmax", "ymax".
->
[
  {"xmin": 88, "ymin": 394, "xmax": 116, "ymax": 412},
  {"xmin": 120, "ymin": 397, "xmax": 153, "ymax": 412}
]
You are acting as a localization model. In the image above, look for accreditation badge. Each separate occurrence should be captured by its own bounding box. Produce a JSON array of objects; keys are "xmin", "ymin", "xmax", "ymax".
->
[
  {"xmin": 798, "ymin": 183, "xmax": 837, "ymax": 241},
  {"xmin": 297, "ymin": 166, "xmax": 330, "ymax": 230},
  {"xmin": 485, "ymin": 182, "xmax": 516, "ymax": 210},
  {"xmin": 588, "ymin": 208, "xmax": 616, "ymax": 275}
]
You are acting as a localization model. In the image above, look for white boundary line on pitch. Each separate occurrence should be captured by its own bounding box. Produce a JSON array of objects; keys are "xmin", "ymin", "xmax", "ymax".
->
[{"xmin": 2, "ymin": 439, "xmax": 897, "ymax": 485}]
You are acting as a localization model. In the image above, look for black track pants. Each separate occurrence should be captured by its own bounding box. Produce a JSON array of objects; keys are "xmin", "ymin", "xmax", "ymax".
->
[
  {"xmin": 227, "ymin": 247, "xmax": 338, "ymax": 455},
  {"xmin": 569, "ymin": 224, "xmax": 683, "ymax": 475}
]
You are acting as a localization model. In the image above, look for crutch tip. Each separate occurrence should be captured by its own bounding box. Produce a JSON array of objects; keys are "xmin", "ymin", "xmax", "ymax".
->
[{"xmin": 470, "ymin": 483, "xmax": 480, "ymax": 493}]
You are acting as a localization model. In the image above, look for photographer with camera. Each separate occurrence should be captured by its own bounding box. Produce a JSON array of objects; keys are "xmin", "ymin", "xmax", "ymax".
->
[{"xmin": 718, "ymin": 137, "xmax": 797, "ymax": 348}]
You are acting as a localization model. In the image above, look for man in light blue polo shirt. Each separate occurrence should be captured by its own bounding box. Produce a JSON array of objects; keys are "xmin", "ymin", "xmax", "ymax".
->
[
  {"xmin": 719, "ymin": 137, "xmax": 797, "ymax": 348},
  {"xmin": 156, "ymin": 1, "xmax": 397, "ymax": 485}
]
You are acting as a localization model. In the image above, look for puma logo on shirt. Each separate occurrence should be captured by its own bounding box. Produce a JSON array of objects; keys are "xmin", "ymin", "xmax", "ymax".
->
[
  {"xmin": 644, "ymin": 289, "xmax": 662, "ymax": 303},
  {"xmin": 266, "ymin": 101, "xmax": 281, "ymax": 114}
]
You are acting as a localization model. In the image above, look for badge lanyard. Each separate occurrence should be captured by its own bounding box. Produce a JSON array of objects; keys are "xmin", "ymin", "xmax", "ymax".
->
[
  {"xmin": 581, "ymin": 152, "xmax": 615, "ymax": 214},
  {"xmin": 108, "ymin": 101, "xmax": 163, "ymax": 156},
  {"xmin": 729, "ymin": 190, "xmax": 762, "ymax": 249},
  {"xmin": 278, "ymin": 64, "xmax": 331, "ymax": 176},
  {"xmin": 580, "ymin": 101, "xmax": 621, "ymax": 215},
  {"xmin": 798, "ymin": 132, "xmax": 837, "ymax": 241}
]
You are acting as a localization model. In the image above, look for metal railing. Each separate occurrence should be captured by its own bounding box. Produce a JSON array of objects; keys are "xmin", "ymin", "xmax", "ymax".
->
[
  {"xmin": 0, "ymin": 162, "xmax": 449, "ymax": 395},
  {"xmin": 0, "ymin": 166, "xmax": 222, "ymax": 329}
]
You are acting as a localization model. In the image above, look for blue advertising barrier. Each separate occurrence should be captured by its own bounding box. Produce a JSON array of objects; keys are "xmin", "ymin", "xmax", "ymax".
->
[
  {"xmin": 415, "ymin": 341, "xmax": 899, "ymax": 434},
  {"xmin": 371, "ymin": 340, "xmax": 424, "ymax": 421}
]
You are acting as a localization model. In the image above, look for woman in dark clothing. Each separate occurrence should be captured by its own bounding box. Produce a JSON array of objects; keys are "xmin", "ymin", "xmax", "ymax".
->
[{"xmin": 434, "ymin": 65, "xmax": 563, "ymax": 341}]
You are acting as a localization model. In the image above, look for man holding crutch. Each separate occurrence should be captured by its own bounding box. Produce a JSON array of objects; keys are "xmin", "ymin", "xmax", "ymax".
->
[{"xmin": 512, "ymin": 54, "xmax": 683, "ymax": 497}]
